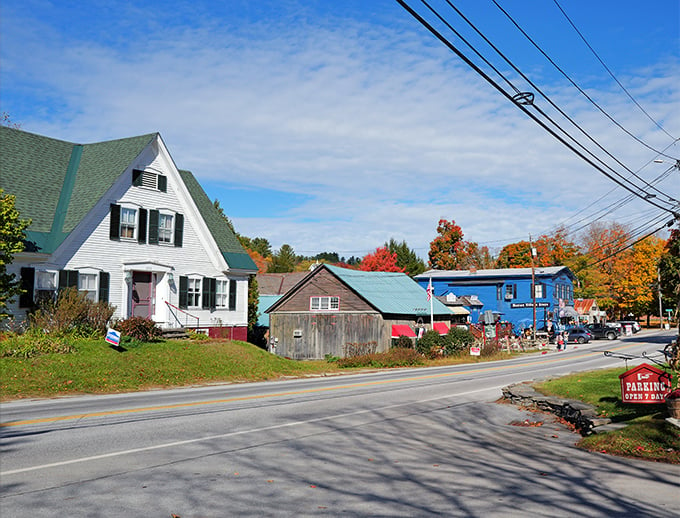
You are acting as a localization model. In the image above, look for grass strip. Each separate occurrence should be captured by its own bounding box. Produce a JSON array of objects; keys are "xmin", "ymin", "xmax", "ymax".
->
[{"xmin": 535, "ymin": 368, "xmax": 679, "ymax": 464}]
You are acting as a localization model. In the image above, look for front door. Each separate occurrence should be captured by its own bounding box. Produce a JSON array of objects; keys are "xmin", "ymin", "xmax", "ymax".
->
[{"xmin": 131, "ymin": 271, "xmax": 153, "ymax": 318}]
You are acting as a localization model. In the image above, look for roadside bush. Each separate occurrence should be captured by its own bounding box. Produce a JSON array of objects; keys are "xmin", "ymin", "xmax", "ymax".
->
[
  {"xmin": 343, "ymin": 341, "xmax": 378, "ymax": 357},
  {"xmin": 29, "ymin": 288, "xmax": 115, "ymax": 337},
  {"xmin": 0, "ymin": 332, "xmax": 75, "ymax": 358},
  {"xmin": 337, "ymin": 347, "xmax": 424, "ymax": 368},
  {"xmin": 187, "ymin": 329, "xmax": 210, "ymax": 341},
  {"xmin": 393, "ymin": 335, "xmax": 414, "ymax": 349},
  {"xmin": 416, "ymin": 329, "xmax": 443, "ymax": 358},
  {"xmin": 443, "ymin": 327, "xmax": 476, "ymax": 355},
  {"xmin": 114, "ymin": 316, "xmax": 162, "ymax": 342}
]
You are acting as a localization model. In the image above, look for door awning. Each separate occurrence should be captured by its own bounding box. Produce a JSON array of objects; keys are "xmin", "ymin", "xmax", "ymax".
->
[
  {"xmin": 433, "ymin": 322, "xmax": 449, "ymax": 335},
  {"xmin": 391, "ymin": 324, "xmax": 416, "ymax": 338}
]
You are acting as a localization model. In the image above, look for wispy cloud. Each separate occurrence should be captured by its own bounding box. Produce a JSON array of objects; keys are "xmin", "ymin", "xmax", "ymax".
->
[{"xmin": 2, "ymin": 1, "xmax": 678, "ymax": 258}]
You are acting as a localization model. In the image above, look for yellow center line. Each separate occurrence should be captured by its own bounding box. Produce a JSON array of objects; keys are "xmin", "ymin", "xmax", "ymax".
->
[{"xmin": 0, "ymin": 341, "xmax": 642, "ymax": 428}]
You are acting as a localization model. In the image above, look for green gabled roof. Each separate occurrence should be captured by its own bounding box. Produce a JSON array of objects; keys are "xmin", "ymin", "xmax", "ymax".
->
[
  {"xmin": 177, "ymin": 169, "xmax": 257, "ymax": 272},
  {"xmin": 0, "ymin": 126, "xmax": 156, "ymax": 253},
  {"xmin": 325, "ymin": 264, "xmax": 451, "ymax": 317}
]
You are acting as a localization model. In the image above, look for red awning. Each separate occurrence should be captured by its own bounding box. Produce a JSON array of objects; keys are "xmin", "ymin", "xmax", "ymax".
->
[
  {"xmin": 391, "ymin": 324, "xmax": 416, "ymax": 338},
  {"xmin": 433, "ymin": 322, "xmax": 449, "ymax": 335}
]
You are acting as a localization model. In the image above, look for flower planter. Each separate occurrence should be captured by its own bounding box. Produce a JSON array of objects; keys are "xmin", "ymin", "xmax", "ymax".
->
[{"xmin": 667, "ymin": 397, "xmax": 680, "ymax": 419}]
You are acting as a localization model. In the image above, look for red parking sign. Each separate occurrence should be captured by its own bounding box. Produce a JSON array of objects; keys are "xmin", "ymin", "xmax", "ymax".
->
[{"xmin": 619, "ymin": 364, "xmax": 672, "ymax": 404}]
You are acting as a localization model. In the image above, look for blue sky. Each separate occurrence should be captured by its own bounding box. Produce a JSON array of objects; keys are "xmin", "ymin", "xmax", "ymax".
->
[{"xmin": 2, "ymin": 0, "xmax": 678, "ymax": 259}]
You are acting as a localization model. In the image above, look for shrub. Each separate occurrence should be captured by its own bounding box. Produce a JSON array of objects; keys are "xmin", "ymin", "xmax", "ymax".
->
[
  {"xmin": 29, "ymin": 288, "xmax": 115, "ymax": 337},
  {"xmin": 393, "ymin": 335, "xmax": 414, "ymax": 349},
  {"xmin": 114, "ymin": 316, "xmax": 161, "ymax": 342},
  {"xmin": 416, "ymin": 329, "xmax": 443, "ymax": 357},
  {"xmin": 443, "ymin": 326, "xmax": 476, "ymax": 355},
  {"xmin": 343, "ymin": 341, "xmax": 378, "ymax": 357},
  {"xmin": 187, "ymin": 329, "xmax": 210, "ymax": 341},
  {"xmin": 337, "ymin": 347, "xmax": 424, "ymax": 368}
]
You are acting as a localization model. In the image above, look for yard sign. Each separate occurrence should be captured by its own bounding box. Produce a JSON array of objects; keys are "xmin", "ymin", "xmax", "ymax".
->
[{"xmin": 105, "ymin": 328, "xmax": 121, "ymax": 346}]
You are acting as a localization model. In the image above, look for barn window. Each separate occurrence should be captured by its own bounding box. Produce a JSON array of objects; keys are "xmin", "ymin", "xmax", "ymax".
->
[{"xmin": 310, "ymin": 296, "xmax": 339, "ymax": 311}]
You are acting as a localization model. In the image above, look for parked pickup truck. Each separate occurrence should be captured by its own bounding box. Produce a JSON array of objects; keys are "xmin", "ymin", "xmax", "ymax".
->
[{"xmin": 585, "ymin": 323, "xmax": 620, "ymax": 340}]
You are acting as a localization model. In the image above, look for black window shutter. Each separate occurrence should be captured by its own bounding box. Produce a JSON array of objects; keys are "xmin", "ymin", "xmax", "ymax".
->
[
  {"xmin": 99, "ymin": 272, "xmax": 110, "ymax": 302},
  {"xmin": 138, "ymin": 209, "xmax": 148, "ymax": 244},
  {"xmin": 148, "ymin": 209, "xmax": 159, "ymax": 245},
  {"xmin": 174, "ymin": 213, "xmax": 184, "ymax": 247},
  {"xmin": 109, "ymin": 204, "xmax": 121, "ymax": 240},
  {"xmin": 132, "ymin": 169, "xmax": 143, "ymax": 186},
  {"xmin": 211, "ymin": 278, "xmax": 217, "ymax": 309},
  {"xmin": 202, "ymin": 278, "xmax": 217, "ymax": 310},
  {"xmin": 179, "ymin": 276, "xmax": 188, "ymax": 309},
  {"xmin": 19, "ymin": 267, "xmax": 35, "ymax": 308},
  {"xmin": 158, "ymin": 175, "xmax": 167, "ymax": 192},
  {"xmin": 228, "ymin": 280, "xmax": 237, "ymax": 311},
  {"xmin": 513, "ymin": 284, "xmax": 517, "ymax": 299},
  {"xmin": 58, "ymin": 270, "xmax": 78, "ymax": 290}
]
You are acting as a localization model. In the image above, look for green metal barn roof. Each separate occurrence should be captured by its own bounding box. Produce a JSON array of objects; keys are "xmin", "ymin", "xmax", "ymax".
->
[{"xmin": 325, "ymin": 265, "xmax": 451, "ymax": 317}]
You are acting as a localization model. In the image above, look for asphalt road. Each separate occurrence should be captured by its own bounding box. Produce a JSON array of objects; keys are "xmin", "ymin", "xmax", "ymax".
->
[{"xmin": 1, "ymin": 330, "xmax": 679, "ymax": 517}]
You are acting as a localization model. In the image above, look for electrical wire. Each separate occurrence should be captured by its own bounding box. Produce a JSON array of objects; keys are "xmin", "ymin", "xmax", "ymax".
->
[
  {"xmin": 552, "ymin": 0, "xmax": 678, "ymax": 142},
  {"xmin": 441, "ymin": 0, "xmax": 678, "ymax": 203},
  {"xmin": 395, "ymin": 0, "xmax": 680, "ymax": 216},
  {"xmin": 492, "ymin": 0, "xmax": 679, "ymax": 160}
]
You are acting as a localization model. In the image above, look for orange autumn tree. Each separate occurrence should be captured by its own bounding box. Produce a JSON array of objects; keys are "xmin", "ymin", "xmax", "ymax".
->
[
  {"xmin": 614, "ymin": 235, "xmax": 665, "ymax": 318},
  {"xmin": 577, "ymin": 222, "xmax": 632, "ymax": 315},
  {"xmin": 496, "ymin": 228, "xmax": 579, "ymax": 269},
  {"xmin": 359, "ymin": 246, "xmax": 405, "ymax": 272}
]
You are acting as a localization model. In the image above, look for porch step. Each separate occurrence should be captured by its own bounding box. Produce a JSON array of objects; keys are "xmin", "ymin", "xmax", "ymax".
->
[{"xmin": 162, "ymin": 327, "xmax": 190, "ymax": 340}]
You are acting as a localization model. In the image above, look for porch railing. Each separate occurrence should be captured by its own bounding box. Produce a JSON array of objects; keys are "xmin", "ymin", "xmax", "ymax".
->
[{"xmin": 165, "ymin": 301, "xmax": 199, "ymax": 329}]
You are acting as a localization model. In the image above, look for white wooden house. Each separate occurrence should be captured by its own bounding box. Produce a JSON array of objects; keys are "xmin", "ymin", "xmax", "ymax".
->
[{"xmin": 1, "ymin": 126, "xmax": 257, "ymax": 339}]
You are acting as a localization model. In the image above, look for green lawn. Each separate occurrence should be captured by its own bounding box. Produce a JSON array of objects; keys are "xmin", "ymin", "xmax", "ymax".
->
[
  {"xmin": 0, "ymin": 337, "xmax": 336, "ymax": 400},
  {"xmin": 535, "ymin": 368, "xmax": 680, "ymax": 464}
]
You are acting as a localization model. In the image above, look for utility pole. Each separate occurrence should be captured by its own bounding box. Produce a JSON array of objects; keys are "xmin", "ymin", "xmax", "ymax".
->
[
  {"xmin": 529, "ymin": 235, "xmax": 537, "ymax": 341},
  {"xmin": 658, "ymin": 266, "xmax": 663, "ymax": 329}
]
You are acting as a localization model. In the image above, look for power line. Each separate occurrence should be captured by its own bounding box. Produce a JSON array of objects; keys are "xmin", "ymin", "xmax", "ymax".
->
[
  {"xmin": 552, "ymin": 0, "xmax": 678, "ymax": 142},
  {"xmin": 395, "ymin": 0, "xmax": 680, "ymax": 217},
  {"xmin": 491, "ymin": 0, "xmax": 679, "ymax": 160},
  {"xmin": 576, "ymin": 218, "xmax": 674, "ymax": 271},
  {"xmin": 439, "ymin": 0, "xmax": 679, "ymax": 203}
]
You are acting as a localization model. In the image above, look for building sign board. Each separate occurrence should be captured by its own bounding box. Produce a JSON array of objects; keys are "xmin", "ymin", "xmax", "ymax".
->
[
  {"xmin": 510, "ymin": 302, "xmax": 550, "ymax": 308},
  {"xmin": 618, "ymin": 364, "xmax": 672, "ymax": 404}
]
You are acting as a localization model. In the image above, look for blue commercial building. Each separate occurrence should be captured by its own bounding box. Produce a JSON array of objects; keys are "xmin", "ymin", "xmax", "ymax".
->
[{"xmin": 415, "ymin": 266, "xmax": 576, "ymax": 333}]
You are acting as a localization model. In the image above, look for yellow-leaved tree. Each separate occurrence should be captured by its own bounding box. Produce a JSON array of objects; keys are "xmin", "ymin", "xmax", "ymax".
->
[{"xmin": 614, "ymin": 235, "xmax": 665, "ymax": 318}]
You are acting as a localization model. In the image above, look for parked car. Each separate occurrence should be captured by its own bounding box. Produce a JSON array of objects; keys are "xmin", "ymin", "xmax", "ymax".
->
[
  {"xmin": 566, "ymin": 327, "xmax": 592, "ymax": 344},
  {"xmin": 617, "ymin": 320, "xmax": 641, "ymax": 334},
  {"xmin": 585, "ymin": 323, "xmax": 621, "ymax": 341}
]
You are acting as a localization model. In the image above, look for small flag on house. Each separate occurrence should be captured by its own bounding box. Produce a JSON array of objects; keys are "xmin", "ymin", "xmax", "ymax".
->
[
  {"xmin": 426, "ymin": 278, "xmax": 433, "ymax": 301},
  {"xmin": 105, "ymin": 328, "xmax": 121, "ymax": 346}
]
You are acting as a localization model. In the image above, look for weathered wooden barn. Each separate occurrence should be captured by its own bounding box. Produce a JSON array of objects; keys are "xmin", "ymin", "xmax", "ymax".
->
[{"xmin": 266, "ymin": 264, "xmax": 453, "ymax": 359}]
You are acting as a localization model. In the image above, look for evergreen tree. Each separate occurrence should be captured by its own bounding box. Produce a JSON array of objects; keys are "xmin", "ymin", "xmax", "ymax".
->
[
  {"xmin": 384, "ymin": 238, "xmax": 425, "ymax": 277},
  {"xmin": 269, "ymin": 244, "xmax": 298, "ymax": 273}
]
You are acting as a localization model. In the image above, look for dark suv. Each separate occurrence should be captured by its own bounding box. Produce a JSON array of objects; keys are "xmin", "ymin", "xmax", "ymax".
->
[{"xmin": 585, "ymin": 323, "xmax": 620, "ymax": 340}]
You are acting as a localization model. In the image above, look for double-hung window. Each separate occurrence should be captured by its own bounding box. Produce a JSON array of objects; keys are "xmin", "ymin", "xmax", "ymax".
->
[
  {"xmin": 158, "ymin": 213, "xmax": 174, "ymax": 244},
  {"xmin": 533, "ymin": 283, "xmax": 545, "ymax": 299},
  {"xmin": 504, "ymin": 284, "xmax": 516, "ymax": 300},
  {"xmin": 310, "ymin": 296, "xmax": 339, "ymax": 311},
  {"xmin": 120, "ymin": 207, "xmax": 137, "ymax": 239},
  {"xmin": 216, "ymin": 280, "xmax": 228, "ymax": 308},
  {"xmin": 35, "ymin": 271, "xmax": 58, "ymax": 303},
  {"xmin": 78, "ymin": 273, "xmax": 98, "ymax": 301},
  {"xmin": 187, "ymin": 278, "xmax": 201, "ymax": 308}
]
